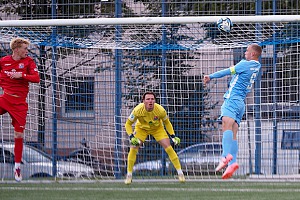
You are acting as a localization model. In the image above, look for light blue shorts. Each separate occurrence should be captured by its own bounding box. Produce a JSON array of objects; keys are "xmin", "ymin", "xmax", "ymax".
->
[{"xmin": 219, "ymin": 98, "xmax": 245, "ymax": 125}]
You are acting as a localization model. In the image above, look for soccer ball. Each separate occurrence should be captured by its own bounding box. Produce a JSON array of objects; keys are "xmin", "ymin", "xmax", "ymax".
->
[{"xmin": 217, "ymin": 17, "xmax": 233, "ymax": 33}]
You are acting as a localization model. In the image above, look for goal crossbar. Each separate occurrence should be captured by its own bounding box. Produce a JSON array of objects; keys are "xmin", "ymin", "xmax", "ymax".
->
[{"xmin": 0, "ymin": 15, "xmax": 299, "ymax": 27}]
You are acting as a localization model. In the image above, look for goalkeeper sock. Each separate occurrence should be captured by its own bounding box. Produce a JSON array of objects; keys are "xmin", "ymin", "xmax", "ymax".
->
[
  {"xmin": 165, "ymin": 146, "xmax": 181, "ymax": 170},
  {"xmin": 177, "ymin": 169, "xmax": 183, "ymax": 175},
  {"xmin": 127, "ymin": 148, "xmax": 138, "ymax": 174},
  {"xmin": 229, "ymin": 140, "xmax": 238, "ymax": 165},
  {"xmin": 222, "ymin": 130, "xmax": 233, "ymax": 158},
  {"xmin": 127, "ymin": 172, "xmax": 132, "ymax": 176}
]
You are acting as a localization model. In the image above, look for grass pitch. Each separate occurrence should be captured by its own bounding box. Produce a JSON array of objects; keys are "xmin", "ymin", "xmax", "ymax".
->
[{"xmin": 1, "ymin": 180, "xmax": 300, "ymax": 200}]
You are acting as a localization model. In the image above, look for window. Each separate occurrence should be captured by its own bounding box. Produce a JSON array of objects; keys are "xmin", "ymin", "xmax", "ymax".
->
[
  {"xmin": 59, "ymin": 77, "xmax": 95, "ymax": 118},
  {"xmin": 281, "ymin": 130, "xmax": 300, "ymax": 150}
]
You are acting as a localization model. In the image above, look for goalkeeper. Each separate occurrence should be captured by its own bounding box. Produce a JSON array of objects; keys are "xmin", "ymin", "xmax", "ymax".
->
[{"xmin": 124, "ymin": 91, "xmax": 185, "ymax": 184}]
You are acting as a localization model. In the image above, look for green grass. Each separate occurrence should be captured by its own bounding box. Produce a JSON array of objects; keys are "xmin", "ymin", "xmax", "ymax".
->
[{"xmin": 1, "ymin": 180, "xmax": 300, "ymax": 200}]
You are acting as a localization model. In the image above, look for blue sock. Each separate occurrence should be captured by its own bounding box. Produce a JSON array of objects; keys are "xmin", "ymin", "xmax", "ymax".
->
[
  {"xmin": 229, "ymin": 140, "xmax": 238, "ymax": 165},
  {"xmin": 222, "ymin": 130, "xmax": 233, "ymax": 157}
]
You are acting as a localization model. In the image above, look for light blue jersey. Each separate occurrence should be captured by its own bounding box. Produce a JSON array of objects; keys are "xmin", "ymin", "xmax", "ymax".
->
[
  {"xmin": 209, "ymin": 59, "xmax": 261, "ymax": 124},
  {"xmin": 224, "ymin": 59, "xmax": 261, "ymax": 100},
  {"xmin": 210, "ymin": 59, "xmax": 261, "ymax": 101}
]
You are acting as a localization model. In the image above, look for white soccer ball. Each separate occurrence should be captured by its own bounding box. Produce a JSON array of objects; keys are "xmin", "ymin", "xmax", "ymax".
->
[{"xmin": 217, "ymin": 17, "xmax": 233, "ymax": 33}]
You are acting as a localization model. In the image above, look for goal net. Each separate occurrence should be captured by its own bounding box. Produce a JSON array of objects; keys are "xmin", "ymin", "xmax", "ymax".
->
[{"xmin": 0, "ymin": 15, "xmax": 300, "ymax": 181}]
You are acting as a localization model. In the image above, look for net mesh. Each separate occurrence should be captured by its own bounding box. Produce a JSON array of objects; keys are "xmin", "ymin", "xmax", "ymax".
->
[
  {"xmin": 0, "ymin": 17, "xmax": 300, "ymax": 181},
  {"xmin": 0, "ymin": 21, "xmax": 296, "ymax": 50}
]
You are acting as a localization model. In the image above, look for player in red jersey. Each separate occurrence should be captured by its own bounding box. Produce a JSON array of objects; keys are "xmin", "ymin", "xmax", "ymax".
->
[{"xmin": 0, "ymin": 38, "xmax": 40, "ymax": 182}]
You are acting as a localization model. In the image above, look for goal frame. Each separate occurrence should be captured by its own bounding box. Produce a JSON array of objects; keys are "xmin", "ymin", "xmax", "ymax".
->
[
  {"xmin": 0, "ymin": 15, "xmax": 299, "ymax": 27},
  {"xmin": 0, "ymin": 15, "xmax": 300, "ymax": 181}
]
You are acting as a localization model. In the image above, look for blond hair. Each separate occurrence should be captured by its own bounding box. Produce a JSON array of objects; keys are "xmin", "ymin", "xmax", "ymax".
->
[
  {"xmin": 10, "ymin": 38, "xmax": 30, "ymax": 50},
  {"xmin": 250, "ymin": 43, "xmax": 262, "ymax": 57}
]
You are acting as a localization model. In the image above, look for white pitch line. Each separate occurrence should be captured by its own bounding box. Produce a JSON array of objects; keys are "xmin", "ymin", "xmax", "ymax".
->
[{"xmin": 1, "ymin": 187, "xmax": 300, "ymax": 193}]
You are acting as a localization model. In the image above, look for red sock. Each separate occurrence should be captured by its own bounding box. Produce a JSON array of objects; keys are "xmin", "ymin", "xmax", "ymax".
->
[{"xmin": 14, "ymin": 138, "xmax": 23, "ymax": 163}]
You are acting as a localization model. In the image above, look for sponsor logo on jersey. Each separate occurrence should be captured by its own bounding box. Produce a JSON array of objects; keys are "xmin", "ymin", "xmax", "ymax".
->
[
  {"xmin": 154, "ymin": 116, "xmax": 158, "ymax": 120},
  {"xmin": 129, "ymin": 113, "xmax": 135, "ymax": 121},
  {"xmin": 4, "ymin": 69, "xmax": 22, "ymax": 77},
  {"xmin": 4, "ymin": 64, "xmax": 11, "ymax": 66},
  {"xmin": 19, "ymin": 63, "xmax": 24, "ymax": 69}
]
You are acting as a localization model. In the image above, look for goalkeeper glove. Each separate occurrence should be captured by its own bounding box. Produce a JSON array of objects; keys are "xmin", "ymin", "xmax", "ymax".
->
[
  {"xmin": 170, "ymin": 134, "xmax": 180, "ymax": 145},
  {"xmin": 129, "ymin": 134, "xmax": 140, "ymax": 146}
]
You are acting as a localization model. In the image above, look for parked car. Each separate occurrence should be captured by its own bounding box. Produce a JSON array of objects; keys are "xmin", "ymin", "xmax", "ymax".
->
[
  {"xmin": 59, "ymin": 138, "xmax": 104, "ymax": 176},
  {"xmin": 133, "ymin": 143, "xmax": 222, "ymax": 175},
  {"xmin": 177, "ymin": 142, "xmax": 222, "ymax": 175},
  {"xmin": 0, "ymin": 142, "xmax": 95, "ymax": 180}
]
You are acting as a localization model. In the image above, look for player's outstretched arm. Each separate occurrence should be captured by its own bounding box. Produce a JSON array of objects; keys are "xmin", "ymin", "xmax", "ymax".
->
[
  {"xmin": 163, "ymin": 118, "xmax": 175, "ymax": 135},
  {"xmin": 125, "ymin": 118, "xmax": 141, "ymax": 146},
  {"xmin": 203, "ymin": 75, "xmax": 211, "ymax": 85},
  {"xmin": 209, "ymin": 68, "xmax": 232, "ymax": 80},
  {"xmin": 125, "ymin": 118, "xmax": 134, "ymax": 134},
  {"xmin": 163, "ymin": 118, "xmax": 181, "ymax": 145}
]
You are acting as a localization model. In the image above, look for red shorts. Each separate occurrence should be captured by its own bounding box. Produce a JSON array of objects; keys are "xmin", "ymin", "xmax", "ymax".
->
[{"xmin": 0, "ymin": 94, "xmax": 28, "ymax": 132}]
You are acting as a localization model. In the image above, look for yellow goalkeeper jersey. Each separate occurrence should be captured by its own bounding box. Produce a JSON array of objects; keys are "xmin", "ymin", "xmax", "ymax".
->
[{"xmin": 125, "ymin": 103, "xmax": 175, "ymax": 135}]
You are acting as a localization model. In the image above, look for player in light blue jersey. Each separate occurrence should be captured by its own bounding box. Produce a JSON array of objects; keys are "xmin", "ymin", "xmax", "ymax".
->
[{"xmin": 203, "ymin": 43, "xmax": 262, "ymax": 179}]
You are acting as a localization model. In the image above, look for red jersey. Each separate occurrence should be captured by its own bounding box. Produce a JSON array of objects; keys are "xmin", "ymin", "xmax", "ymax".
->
[{"xmin": 0, "ymin": 55, "xmax": 40, "ymax": 100}]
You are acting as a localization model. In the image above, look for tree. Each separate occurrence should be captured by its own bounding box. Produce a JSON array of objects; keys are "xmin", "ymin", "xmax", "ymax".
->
[
  {"xmin": 121, "ymin": 24, "xmax": 218, "ymax": 149},
  {"xmin": 0, "ymin": 0, "xmax": 101, "ymax": 146}
]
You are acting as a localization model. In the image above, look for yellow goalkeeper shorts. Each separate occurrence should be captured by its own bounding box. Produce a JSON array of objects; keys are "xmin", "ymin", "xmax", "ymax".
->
[{"xmin": 134, "ymin": 126, "xmax": 169, "ymax": 142}]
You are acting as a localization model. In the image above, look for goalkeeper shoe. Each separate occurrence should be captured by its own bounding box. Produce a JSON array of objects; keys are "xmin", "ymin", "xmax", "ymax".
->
[
  {"xmin": 14, "ymin": 167, "xmax": 22, "ymax": 182},
  {"xmin": 215, "ymin": 154, "xmax": 233, "ymax": 172},
  {"xmin": 124, "ymin": 174, "xmax": 132, "ymax": 185},
  {"xmin": 178, "ymin": 174, "xmax": 185, "ymax": 183},
  {"xmin": 222, "ymin": 163, "xmax": 239, "ymax": 179}
]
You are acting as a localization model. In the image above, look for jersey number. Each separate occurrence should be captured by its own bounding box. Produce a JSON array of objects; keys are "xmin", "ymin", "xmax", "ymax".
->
[{"xmin": 247, "ymin": 70, "xmax": 259, "ymax": 90}]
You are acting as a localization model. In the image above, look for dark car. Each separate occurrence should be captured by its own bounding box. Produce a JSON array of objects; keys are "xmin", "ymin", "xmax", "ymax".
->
[{"xmin": 59, "ymin": 138, "xmax": 114, "ymax": 176}]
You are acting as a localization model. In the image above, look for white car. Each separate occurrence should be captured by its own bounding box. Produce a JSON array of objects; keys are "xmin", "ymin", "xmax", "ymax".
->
[
  {"xmin": 133, "ymin": 143, "xmax": 222, "ymax": 175},
  {"xmin": 0, "ymin": 142, "xmax": 95, "ymax": 180}
]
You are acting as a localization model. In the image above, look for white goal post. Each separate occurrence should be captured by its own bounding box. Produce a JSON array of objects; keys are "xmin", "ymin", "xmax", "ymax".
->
[
  {"xmin": 0, "ymin": 15, "xmax": 300, "ymax": 181},
  {"xmin": 0, "ymin": 15, "xmax": 299, "ymax": 26},
  {"xmin": 1, "ymin": 15, "xmax": 299, "ymax": 50}
]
